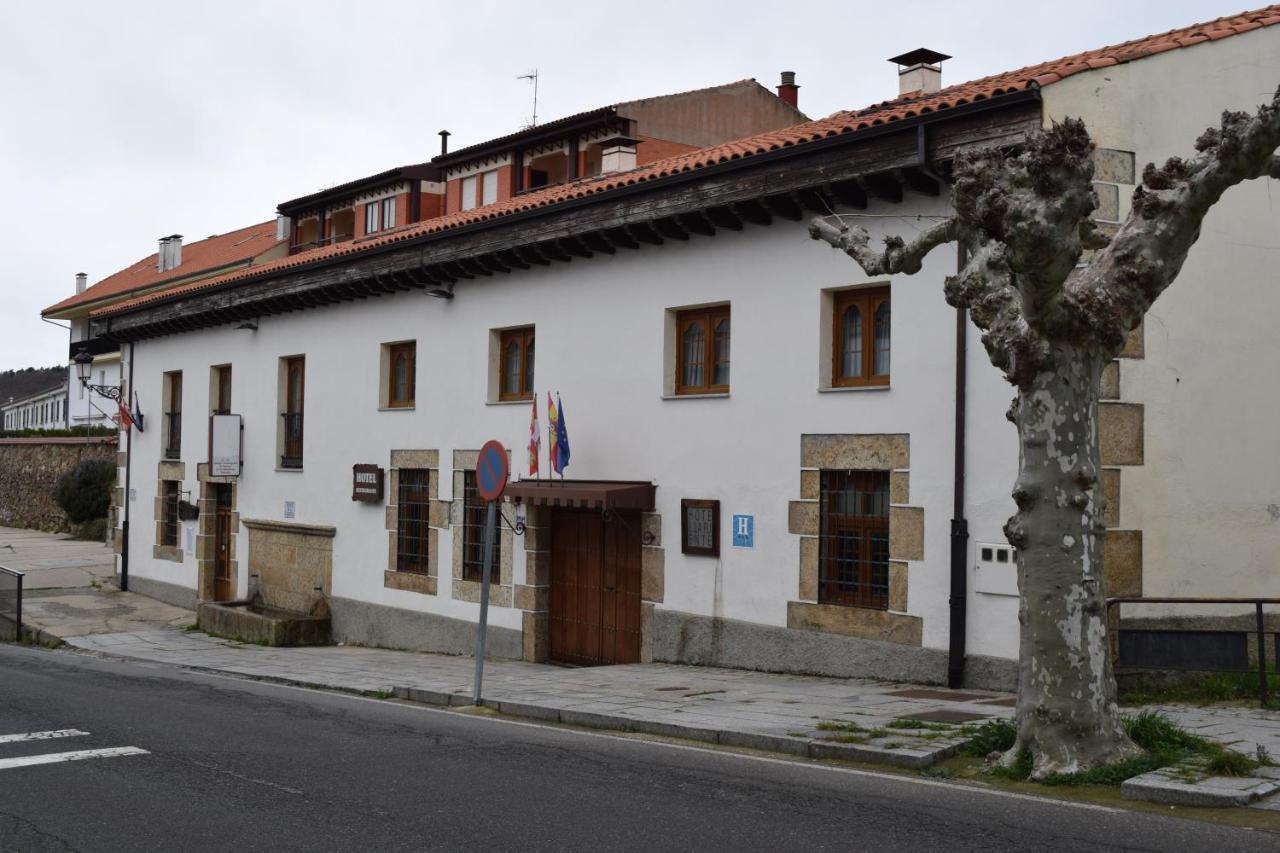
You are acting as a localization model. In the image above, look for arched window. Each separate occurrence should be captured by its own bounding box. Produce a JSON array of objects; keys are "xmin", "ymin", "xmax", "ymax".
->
[
  {"xmin": 832, "ymin": 287, "xmax": 890, "ymax": 387},
  {"xmin": 712, "ymin": 318, "xmax": 730, "ymax": 387},
  {"xmin": 388, "ymin": 342, "xmax": 415, "ymax": 408},
  {"xmin": 681, "ymin": 320, "xmax": 706, "ymax": 388},
  {"xmin": 841, "ymin": 305, "xmax": 863, "ymax": 379},
  {"xmin": 873, "ymin": 300, "xmax": 890, "ymax": 376},
  {"xmin": 498, "ymin": 326, "xmax": 535, "ymax": 401}
]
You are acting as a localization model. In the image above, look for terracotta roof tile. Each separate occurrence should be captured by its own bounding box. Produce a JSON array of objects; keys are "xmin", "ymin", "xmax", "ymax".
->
[
  {"xmin": 94, "ymin": 4, "xmax": 1280, "ymax": 320},
  {"xmin": 46, "ymin": 220, "xmax": 283, "ymax": 316}
]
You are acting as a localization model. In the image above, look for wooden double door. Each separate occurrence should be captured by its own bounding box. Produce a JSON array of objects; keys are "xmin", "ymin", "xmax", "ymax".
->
[
  {"xmin": 213, "ymin": 485, "xmax": 234, "ymax": 602},
  {"xmin": 549, "ymin": 508, "xmax": 642, "ymax": 666}
]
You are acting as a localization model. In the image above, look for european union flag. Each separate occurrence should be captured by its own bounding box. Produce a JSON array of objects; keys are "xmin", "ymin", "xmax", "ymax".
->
[{"xmin": 554, "ymin": 393, "xmax": 570, "ymax": 473}]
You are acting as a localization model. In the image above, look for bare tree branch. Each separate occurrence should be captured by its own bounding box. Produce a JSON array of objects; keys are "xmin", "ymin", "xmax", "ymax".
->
[
  {"xmin": 808, "ymin": 216, "xmax": 957, "ymax": 276},
  {"xmin": 1068, "ymin": 88, "xmax": 1280, "ymax": 351}
]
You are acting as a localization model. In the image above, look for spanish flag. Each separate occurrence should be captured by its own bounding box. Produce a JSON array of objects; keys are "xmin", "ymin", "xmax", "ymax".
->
[
  {"xmin": 528, "ymin": 395, "xmax": 540, "ymax": 477},
  {"xmin": 547, "ymin": 392, "xmax": 559, "ymax": 475}
]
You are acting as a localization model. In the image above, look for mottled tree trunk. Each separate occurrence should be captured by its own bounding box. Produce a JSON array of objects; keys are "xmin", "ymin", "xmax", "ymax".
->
[
  {"xmin": 810, "ymin": 90, "xmax": 1280, "ymax": 775},
  {"xmin": 1005, "ymin": 348, "xmax": 1138, "ymax": 776}
]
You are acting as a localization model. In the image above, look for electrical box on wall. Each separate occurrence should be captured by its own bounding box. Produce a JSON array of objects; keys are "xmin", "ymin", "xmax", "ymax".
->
[{"xmin": 974, "ymin": 542, "xmax": 1019, "ymax": 597}]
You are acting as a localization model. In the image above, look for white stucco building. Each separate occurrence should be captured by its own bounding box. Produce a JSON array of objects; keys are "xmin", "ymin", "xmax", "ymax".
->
[
  {"xmin": 82, "ymin": 8, "xmax": 1280, "ymax": 690},
  {"xmin": 2, "ymin": 381, "xmax": 70, "ymax": 431}
]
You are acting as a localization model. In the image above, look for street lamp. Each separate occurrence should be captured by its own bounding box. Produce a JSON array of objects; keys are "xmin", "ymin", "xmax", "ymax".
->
[{"xmin": 73, "ymin": 349, "xmax": 123, "ymax": 402}]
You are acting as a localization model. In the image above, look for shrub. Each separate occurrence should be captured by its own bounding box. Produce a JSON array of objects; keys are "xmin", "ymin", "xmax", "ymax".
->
[
  {"xmin": 960, "ymin": 718, "xmax": 1017, "ymax": 757},
  {"xmin": 53, "ymin": 459, "xmax": 116, "ymax": 524}
]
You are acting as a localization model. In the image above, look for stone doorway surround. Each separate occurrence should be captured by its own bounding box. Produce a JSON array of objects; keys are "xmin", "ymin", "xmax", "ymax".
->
[
  {"xmin": 787, "ymin": 433, "xmax": 923, "ymax": 646},
  {"xmin": 195, "ymin": 462, "xmax": 238, "ymax": 601},
  {"xmin": 514, "ymin": 502, "xmax": 663, "ymax": 663}
]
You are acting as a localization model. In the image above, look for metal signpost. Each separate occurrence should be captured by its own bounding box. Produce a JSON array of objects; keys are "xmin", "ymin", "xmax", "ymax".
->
[{"xmin": 472, "ymin": 440, "xmax": 508, "ymax": 706}]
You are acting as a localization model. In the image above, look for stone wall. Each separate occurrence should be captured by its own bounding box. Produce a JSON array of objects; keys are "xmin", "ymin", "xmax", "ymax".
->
[{"xmin": 0, "ymin": 437, "xmax": 118, "ymax": 532}]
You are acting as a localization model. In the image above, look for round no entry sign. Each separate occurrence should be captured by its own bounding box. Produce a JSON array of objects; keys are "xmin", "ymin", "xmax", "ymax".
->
[{"xmin": 475, "ymin": 440, "xmax": 508, "ymax": 502}]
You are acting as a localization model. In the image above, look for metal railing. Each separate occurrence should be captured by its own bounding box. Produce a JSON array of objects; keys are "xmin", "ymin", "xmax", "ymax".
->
[
  {"xmin": 1107, "ymin": 596, "xmax": 1280, "ymax": 707},
  {"xmin": 281, "ymin": 412, "xmax": 304, "ymax": 469},
  {"xmin": 0, "ymin": 566, "xmax": 23, "ymax": 642},
  {"xmin": 164, "ymin": 412, "xmax": 182, "ymax": 459}
]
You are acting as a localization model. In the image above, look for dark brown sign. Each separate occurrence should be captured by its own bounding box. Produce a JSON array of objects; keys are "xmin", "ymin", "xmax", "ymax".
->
[{"xmin": 352, "ymin": 464, "xmax": 385, "ymax": 502}]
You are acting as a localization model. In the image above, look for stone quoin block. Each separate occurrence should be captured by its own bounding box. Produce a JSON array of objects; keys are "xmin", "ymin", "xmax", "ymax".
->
[
  {"xmin": 641, "ymin": 512, "xmax": 662, "ymax": 547},
  {"xmin": 1100, "ymin": 403, "xmax": 1144, "ymax": 466},
  {"xmin": 1100, "ymin": 361, "xmax": 1120, "ymax": 400},
  {"xmin": 800, "ymin": 469, "xmax": 819, "ymax": 500},
  {"xmin": 1092, "ymin": 182, "xmax": 1121, "ymax": 222},
  {"xmin": 798, "ymin": 536, "xmax": 819, "ymax": 602},
  {"xmin": 513, "ymin": 584, "xmax": 549, "ymax": 612},
  {"xmin": 1103, "ymin": 529, "xmax": 1143, "ymax": 599},
  {"xmin": 1101, "ymin": 468, "xmax": 1121, "ymax": 529},
  {"xmin": 522, "ymin": 611, "xmax": 549, "ymax": 662},
  {"xmin": 1093, "ymin": 148, "xmax": 1136, "ymax": 185},
  {"xmin": 383, "ymin": 570, "xmax": 437, "ymax": 596},
  {"xmin": 788, "ymin": 501, "xmax": 819, "ymax": 536},
  {"xmin": 1120, "ymin": 318, "xmax": 1145, "ymax": 359},
  {"xmin": 889, "ymin": 561, "xmax": 909, "ymax": 612},
  {"xmin": 801, "ymin": 433, "xmax": 909, "ymax": 470},
  {"xmin": 641, "ymin": 547, "xmax": 665, "ymax": 603},
  {"xmin": 889, "ymin": 471, "xmax": 910, "ymax": 505},
  {"xmin": 889, "ymin": 506, "xmax": 924, "ymax": 561},
  {"xmin": 391, "ymin": 449, "xmax": 439, "ymax": 470},
  {"xmin": 787, "ymin": 601, "xmax": 923, "ymax": 646}
]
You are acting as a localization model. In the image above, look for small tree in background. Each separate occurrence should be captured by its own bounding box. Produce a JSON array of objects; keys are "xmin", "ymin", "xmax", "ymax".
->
[
  {"xmin": 53, "ymin": 458, "xmax": 116, "ymax": 529},
  {"xmin": 810, "ymin": 90, "xmax": 1280, "ymax": 777}
]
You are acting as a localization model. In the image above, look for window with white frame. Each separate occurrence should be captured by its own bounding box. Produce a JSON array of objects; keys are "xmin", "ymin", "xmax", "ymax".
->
[
  {"xmin": 481, "ymin": 170, "xmax": 498, "ymax": 206},
  {"xmin": 381, "ymin": 197, "xmax": 396, "ymax": 230},
  {"xmin": 461, "ymin": 175, "xmax": 478, "ymax": 211},
  {"xmin": 365, "ymin": 202, "xmax": 380, "ymax": 234}
]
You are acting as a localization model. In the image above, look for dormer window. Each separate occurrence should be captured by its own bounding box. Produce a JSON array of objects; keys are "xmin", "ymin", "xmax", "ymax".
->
[{"xmin": 365, "ymin": 201, "xmax": 380, "ymax": 234}]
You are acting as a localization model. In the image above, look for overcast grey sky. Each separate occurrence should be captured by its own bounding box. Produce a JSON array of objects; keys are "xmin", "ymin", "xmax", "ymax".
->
[{"xmin": 0, "ymin": 0, "xmax": 1255, "ymax": 370}]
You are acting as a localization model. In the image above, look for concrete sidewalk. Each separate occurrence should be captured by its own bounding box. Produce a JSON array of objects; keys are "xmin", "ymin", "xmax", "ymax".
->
[
  {"xmin": 0, "ymin": 526, "xmax": 194, "ymax": 641},
  {"xmin": 68, "ymin": 629, "xmax": 1013, "ymax": 767}
]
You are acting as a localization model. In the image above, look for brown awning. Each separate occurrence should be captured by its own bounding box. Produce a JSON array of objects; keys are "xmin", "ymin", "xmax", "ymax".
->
[{"xmin": 505, "ymin": 479, "xmax": 655, "ymax": 511}]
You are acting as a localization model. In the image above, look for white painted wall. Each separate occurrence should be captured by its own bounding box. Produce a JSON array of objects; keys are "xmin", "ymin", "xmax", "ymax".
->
[
  {"xmin": 2, "ymin": 383, "xmax": 70, "ymax": 430},
  {"xmin": 1043, "ymin": 26, "xmax": 1280, "ymax": 617},
  {"xmin": 120, "ymin": 194, "xmax": 1024, "ymax": 658}
]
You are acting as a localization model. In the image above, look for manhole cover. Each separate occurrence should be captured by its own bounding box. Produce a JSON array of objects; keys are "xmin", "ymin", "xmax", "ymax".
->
[
  {"xmin": 887, "ymin": 689, "xmax": 990, "ymax": 702},
  {"xmin": 900, "ymin": 709, "xmax": 991, "ymax": 724}
]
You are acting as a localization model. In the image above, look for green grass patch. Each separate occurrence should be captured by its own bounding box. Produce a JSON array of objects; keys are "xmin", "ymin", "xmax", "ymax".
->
[
  {"xmin": 815, "ymin": 720, "xmax": 866, "ymax": 733},
  {"xmin": 829, "ymin": 734, "xmax": 870, "ymax": 744},
  {"xmin": 959, "ymin": 718, "xmax": 1017, "ymax": 757},
  {"xmin": 1119, "ymin": 669, "xmax": 1280, "ymax": 710},
  {"xmin": 887, "ymin": 719, "xmax": 953, "ymax": 731}
]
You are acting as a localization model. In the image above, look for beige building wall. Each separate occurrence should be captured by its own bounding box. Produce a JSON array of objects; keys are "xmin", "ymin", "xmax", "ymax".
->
[{"xmin": 1042, "ymin": 25, "xmax": 1280, "ymax": 616}]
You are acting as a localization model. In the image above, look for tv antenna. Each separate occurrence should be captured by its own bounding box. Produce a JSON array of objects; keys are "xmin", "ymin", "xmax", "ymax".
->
[{"xmin": 518, "ymin": 69, "xmax": 539, "ymax": 127}]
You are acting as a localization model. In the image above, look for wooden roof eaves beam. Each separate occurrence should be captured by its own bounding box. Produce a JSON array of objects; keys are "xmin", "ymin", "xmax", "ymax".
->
[
  {"xmin": 896, "ymin": 166, "xmax": 941, "ymax": 197},
  {"xmin": 828, "ymin": 180, "xmax": 868, "ymax": 209},
  {"xmin": 705, "ymin": 206, "xmax": 744, "ymax": 231},
  {"xmin": 604, "ymin": 227, "xmax": 641, "ymax": 250},
  {"xmin": 625, "ymin": 223, "xmax": 663, "ymax": 246},
  {"xmin": 496, "ymin": 249, "xmax": 531, "ymax": 270},
  {"xmin": 858, "ymin": 174, "xmax": 904, "ymax": 203},
  {"xmin": 678, "ymin": 211, "xmax": 716, "ymax": 237},
  {"xmin": 581, "ymin": 231, "xmax": 616, "ymax": 255},
  {"xmin": 652, "ymin": 216, "xmax": 689, "ymax": 241},
  {"xmin": 730, "ymin": 199, "xmax": 771, "ymax": 226},
  {"xmin": 762, "ymin": 193, "xmax": 803, "ymax": 221},
  {"xmin": 557, "ymin": 236, "xmax": 593, "ymax": 259}
]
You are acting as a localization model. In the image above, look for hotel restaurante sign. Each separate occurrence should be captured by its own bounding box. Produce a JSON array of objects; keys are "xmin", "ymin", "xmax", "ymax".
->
[{"xmin": 352, "ymin": 464, "xmax": 384, "ymax": 502}]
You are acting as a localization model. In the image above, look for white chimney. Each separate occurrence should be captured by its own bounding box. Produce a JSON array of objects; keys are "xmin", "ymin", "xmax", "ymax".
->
[
  {"xmin": 600, "ymin": 134, "xmax": 639, "ymax": 174},
  {"xmin": 275, "ymin": 214, "xmax": 291, "ymax": 241},
  {"xmin": 888, "ymin": 48, "xmax": 950, "ymax": 97},
  {"xmin": 75, "ymin": 272, "xmax": 87, "ymax": 294},
  {"xmin": 158, "ymin": 234, "xmax": 183, "ymax": 272}
]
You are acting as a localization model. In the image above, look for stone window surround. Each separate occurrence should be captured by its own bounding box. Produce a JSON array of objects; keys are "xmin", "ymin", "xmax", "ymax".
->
[
  {"xmin": 384, "ymin": 449, "xmax": 448, "ymax": 596},
  {"xmin": 153, "ymin": 459, "xmax": 186, "ymax": 563},
  {"xmin": 788, "ymin": 433, "xmax": 923, "ymax": 647},
  {"xmin": 451, "ymin": 449, "xmax": 515, "ymax": 606},
  {"xmin": 195, "ymin": 463, "xmax": 239, "ymax": 601}
]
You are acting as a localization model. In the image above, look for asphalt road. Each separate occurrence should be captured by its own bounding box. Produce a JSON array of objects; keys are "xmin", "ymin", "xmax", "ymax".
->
[{"xmin": 0, "ymin": 645, "xmax": 1275, "ymax": 853}]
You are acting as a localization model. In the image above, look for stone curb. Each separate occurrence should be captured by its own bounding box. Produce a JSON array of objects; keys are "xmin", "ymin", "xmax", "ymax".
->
[
  {"xmin": 391, "ymin": 685, "xmax": 958, "ymax": 767},
  {"xmin": 1121, "ymin": 765, "xmax": 1280, "ymax": 808}
]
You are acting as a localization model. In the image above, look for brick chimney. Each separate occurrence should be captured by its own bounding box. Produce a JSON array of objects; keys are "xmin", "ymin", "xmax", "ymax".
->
[
  {"xmin": 888, "ymin": 49, "xmax": 950, "ymax": 97},
  {"xmin": 75, "ymin": 272, "xmax": 87, "ymax": 294},
  {"xmin": 776, "ymin": 71, "xmax": 799, "ymax": 108}
]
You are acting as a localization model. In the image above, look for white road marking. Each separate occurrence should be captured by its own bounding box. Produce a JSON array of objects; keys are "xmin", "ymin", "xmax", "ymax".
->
[
  {"xmin": 0, "ymin": 729, "xmax": 89, "ymax": 744},
  {"xmin": 0, "ymin": 747, "xmax": 148, "ymax": 770},
  {"xmin": 192, "ymin": 671, "xmax": 1120, "ymax": 814}
]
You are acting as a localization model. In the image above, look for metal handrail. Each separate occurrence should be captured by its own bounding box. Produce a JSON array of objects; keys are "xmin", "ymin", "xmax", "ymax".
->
[
  {"xmin": 0, "ymin": 566, "xmax": 23, "ymax": 642},
  {"xmin": 1106, "ymin": 596, "xmax": 1280, "ymax": 707}
]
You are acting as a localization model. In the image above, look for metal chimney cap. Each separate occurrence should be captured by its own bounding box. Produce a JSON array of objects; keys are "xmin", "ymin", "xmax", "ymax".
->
[
  {"xmin": 888, "ymin": 48, "xmax": 951, "ymax": 68},
  {"xmin": 779, "ymin": 71, "xmax": 797, "ymax": 86}
]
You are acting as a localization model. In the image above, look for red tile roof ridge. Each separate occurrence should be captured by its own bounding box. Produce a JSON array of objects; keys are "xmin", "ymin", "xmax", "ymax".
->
[
  {"xmin": 47, "ymin": 219, "xmax": 282, "ymax": 317},
  {"xmin": 92, "ymin": 5, "xmax": 1280, "ymax": 320}
]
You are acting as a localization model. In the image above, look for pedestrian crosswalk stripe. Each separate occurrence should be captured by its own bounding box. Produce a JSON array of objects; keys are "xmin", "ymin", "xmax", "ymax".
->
[
  {"xmin": 0, "ymin": 729, "xmax": 90, "ymax": 744},
  {"xmin": 0, "ymin": 747, "xmax": 148, "ymax": 770}
]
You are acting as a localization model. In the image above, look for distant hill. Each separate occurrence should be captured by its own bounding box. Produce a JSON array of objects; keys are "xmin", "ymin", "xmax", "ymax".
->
[{"xmin": 0, "ymin": 366, "xmax": 65, "ymax": 404}]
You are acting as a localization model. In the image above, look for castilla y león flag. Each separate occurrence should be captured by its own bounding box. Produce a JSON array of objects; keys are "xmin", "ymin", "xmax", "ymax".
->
[{"xmin": 528, "ymin": 394, "xmax": 541, "ymax": 476}]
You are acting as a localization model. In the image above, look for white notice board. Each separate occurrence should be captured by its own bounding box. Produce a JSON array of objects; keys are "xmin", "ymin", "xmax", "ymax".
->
[{"xmin": 209, "ymin": 414, "xmax": 242, "ymax": 477}]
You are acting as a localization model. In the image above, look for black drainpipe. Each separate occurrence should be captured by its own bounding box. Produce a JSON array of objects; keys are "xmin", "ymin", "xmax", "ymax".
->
[
  {"xmin": 948, "ymin": 244, "xmax": 970, "ymax": 688},
  {"xmin": 119, "ymin": 341, "xmax": 135, "ymax": 592}
]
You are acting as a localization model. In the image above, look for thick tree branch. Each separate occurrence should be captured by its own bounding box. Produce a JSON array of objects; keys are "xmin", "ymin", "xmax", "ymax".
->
[
  {"xmin": 1068, "ymin": 88, "xmax": 1280, "ymax": 352},
  {"xmin": 808, "ymin": 216, "xmax": 957, "ymax": 276}
]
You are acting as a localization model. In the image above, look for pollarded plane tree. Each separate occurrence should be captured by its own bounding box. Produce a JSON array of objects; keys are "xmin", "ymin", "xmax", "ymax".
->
[{"xmin": 810, "ymin": 90, "xmax": 1280, "ymax": 777}]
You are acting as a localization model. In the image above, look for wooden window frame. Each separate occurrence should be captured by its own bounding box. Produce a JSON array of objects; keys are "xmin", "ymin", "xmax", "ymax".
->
[
  {"xmin": 461, "ymin": 471, "xmax": 501, "ymax": 582},
  {"xmin": 281, "ymin": 356, "xmax": 305, "ymax": 469},
  {"xmin": 680, "ymin": 499, "xmax": 720, "ymax": 557},
  {"xmin": 387, "ymin": 342, "xmax": 416, "ymax": 409},
  {"xmin": 498, "ymin": 327, "xmax": 535, "ymax": 402},
  {"xmin": 160, "ymin": 480, "xmax": 180, "ymax": 547},
  {"xmin": 818, "ymin": 470, "xmax": 890, "ymax": 610},
  {"xmin": 164, "ymin": 371, "xmax": 182, "ymax": 460},
  {"xmin": 832, "ymin": 286, "xmax": 891, "ymax": 388},
  {"xmin": 213, "ymin": 365, "xmax": 232, "ymax": 415},
  {"xmin": 675, "ymin": 305, "xmax": 730, "ymax": 395},
  {"xmin": 395, "ymin": 469, "xmax": 431, "ymax": 574}
]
